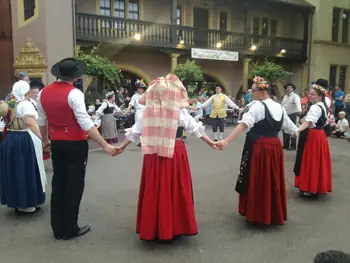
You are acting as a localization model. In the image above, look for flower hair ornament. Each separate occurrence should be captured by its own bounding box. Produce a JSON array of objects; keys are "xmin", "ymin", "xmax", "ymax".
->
[
  {"xmin": 253, "ymin": 76, "xmax": 269, "ymax": 90},
  {"xmin": 311, "ymin": 84, "xmax": 326, "ymax": 95},
  {"xmin": 105, "ymin": 91, "xmax": 115, "ymax": 99}
]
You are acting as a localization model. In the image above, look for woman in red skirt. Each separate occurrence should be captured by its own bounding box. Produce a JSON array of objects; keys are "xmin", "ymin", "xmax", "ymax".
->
[
  {"xmin": 216, "ymin": 76, "xmax": 297, "ymax": 225},
  {"xmin": 117, "ymin": 74, "xmax": 216, "ymax": 241},
  {"xmin": 294, "ymin": 84, "xmax": 332, "ymax": 197}
]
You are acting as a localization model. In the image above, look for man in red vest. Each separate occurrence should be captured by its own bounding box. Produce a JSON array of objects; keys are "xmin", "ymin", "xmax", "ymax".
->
[{"xmin": 37, "ymin": 58, "xmax": 118, "ymax": 240}]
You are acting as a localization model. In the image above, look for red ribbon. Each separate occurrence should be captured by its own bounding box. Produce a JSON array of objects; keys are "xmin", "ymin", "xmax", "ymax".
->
[{"xmin": 2, "ymin": 108, "xmax": 12, "ymax": 142}]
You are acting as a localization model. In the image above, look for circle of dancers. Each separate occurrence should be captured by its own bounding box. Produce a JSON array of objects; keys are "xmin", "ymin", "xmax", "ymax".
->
[{"xmin": 0, "ymin": 57, "xmax": 332, "ymax": 241}]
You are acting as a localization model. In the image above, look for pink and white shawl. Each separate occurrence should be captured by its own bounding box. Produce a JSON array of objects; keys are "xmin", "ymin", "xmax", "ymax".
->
[{"xmin": 139, "ymin": 74, "xmax": 189, "ymax": 158}]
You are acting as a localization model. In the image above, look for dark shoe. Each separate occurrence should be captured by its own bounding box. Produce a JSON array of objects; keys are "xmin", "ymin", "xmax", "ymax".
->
[
  {"xmin": 137, "ymin": 143, "xmax": 141, "ymax": 147},
  {"xmin": 63, "ymin": 225, "xmax": 91, "ymax": 240},
  {"xmin": 283, "ymin": 146, "xmax": 289, "ymax": 149},
  {"xmin": 54, "ymin": 234, "xmax": 63, "ymax": 240}
]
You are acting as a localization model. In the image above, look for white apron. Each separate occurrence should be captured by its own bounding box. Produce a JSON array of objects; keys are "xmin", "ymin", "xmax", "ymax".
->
[{"xmin": 27, "ymin": 129, "xmax": 47, "ymax": 192}]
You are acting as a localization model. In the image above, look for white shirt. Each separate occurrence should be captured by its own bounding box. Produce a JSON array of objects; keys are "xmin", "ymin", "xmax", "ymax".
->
[
  {"xmin": 239, "ymin": 98, "xmax": 297, "ymax": 134},
  {"xmin": 201, "ymin": 94, "xmax": 239, "ymax": 110},
  {"xmin": 302, "ymin": 102, "xmax": 327, "ymax": 128},
  {"xmin": 96, "ymin": 101, "xmax": 121, "ymax": 115},
  {"xmin": 337, "ymin": 118, "xmax": 349, "ymax": 132},
  {"xmin": 130, "ymin": 93, "xmax": 145, "ymax": 110},
  {"xmin": 325, "ymin": 97, "xmax": 331, "ymax": 108},
  {"xmin": 125, "ymin": 108, "xmax": 206, "ymax": 144},
  {"xmin": 37, "ymin": 88, "xmax": 94, "ymax": 132},
  {"xmin": 281, "ymin": 92, "xmax": 302, "ymax": 114},
  {"xmin": 17, "ymin": 100, "xmax": 38, "ymax": 120},
  {"xmin": 30, "ymin": 98, "xmax": 37, "ymax": 108}
]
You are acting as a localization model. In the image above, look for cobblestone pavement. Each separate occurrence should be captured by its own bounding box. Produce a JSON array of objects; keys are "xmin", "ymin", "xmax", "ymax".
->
[{"xmin": 1, "ymin": 126, "xmax": 350, "ymax": 263}]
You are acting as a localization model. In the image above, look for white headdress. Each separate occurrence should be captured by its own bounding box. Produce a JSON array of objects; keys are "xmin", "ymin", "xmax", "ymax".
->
[{"xmin": 12, "ymin": 80, "xmax": 30, "ymax": 101}]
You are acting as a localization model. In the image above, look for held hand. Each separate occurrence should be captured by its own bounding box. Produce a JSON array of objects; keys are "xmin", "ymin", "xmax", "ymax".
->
[
  {"xmin": 207, "ymin": 139, "xmax": 220, "ymax": 150},
  {"xmin": 103, "ymin": 144, "xmax": 119, "ymax": 157},
  {"xmin": 215, "ymin": 139, "xmax": 229, "ymax": 150},
  {"xmin": 116, "ymin": 145, "xmax": 127, "ymax": 155}
]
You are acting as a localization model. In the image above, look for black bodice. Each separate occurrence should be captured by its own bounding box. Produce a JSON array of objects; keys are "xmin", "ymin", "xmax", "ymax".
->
[
  {"xmin": 103, "ymin": 103, "xmax": 114, "ymax": 114},
  {"xmin": 176, "ymin": 127, "xmax": 184, "ymax": 138},
  {"xmin": 314, "ymin": 105, "xmax": 327, "ymax": 129}
]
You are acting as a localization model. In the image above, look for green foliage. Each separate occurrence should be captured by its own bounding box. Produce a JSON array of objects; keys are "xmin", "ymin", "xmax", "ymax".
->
[
  {"xmin": 249, "ymin": 59, "xmax": 291, "ymax": 82},
  {"xmin": 174, "ymin": 60, "xmax": 204, "ymax": 83},
  {"xmin": 74, "ymin": 45, "xmax": 122, "ymax": 89}
]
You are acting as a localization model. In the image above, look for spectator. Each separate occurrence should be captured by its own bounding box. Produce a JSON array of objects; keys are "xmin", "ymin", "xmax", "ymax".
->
[
  {"xmin": 331, "ymin": 111, "xmax": 349, "ymax": 138},
  {"xmin": 334, "ymin": 85, "xmax": 345, "ymax": 116},
  {"xmin": 300, "ymin": 90, "xmax": 309, "ymax": 111},
  {"xmin": 18, "ymin": 72, "xmax": 30, "ymax": 83},
  {"xmin": 243, "ymin": 89, "xmax": 252, "ymax": 106},
  {"xmin": 314, "ymin": 250, "xmax": 350, "ymax": 263}
]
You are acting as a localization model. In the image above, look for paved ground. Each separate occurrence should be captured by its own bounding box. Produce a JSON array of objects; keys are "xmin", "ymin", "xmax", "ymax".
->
[{"xmin": 1, "ymin": 126, "xmax": 350, "ymax": 263}]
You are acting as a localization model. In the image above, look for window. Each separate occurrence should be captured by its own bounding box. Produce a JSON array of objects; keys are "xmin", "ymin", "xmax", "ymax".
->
[
  {"xmin": 329, "ymin": 65, "xmax": 337, "ymax": 88},
  {"xmin": 252, "ymin": 16, "xmax": 277, "ymax": 36},
  {"xmin": 339, "ymin": 66, "xmax": 347, "ymax": 91},
  {"xmin": 99, "ymin": 0, "xmax": 139, "ymax": 20},
  {"xmin": 329, "ymin": 65, "xmax": 348, "ymax": 91},
  {"xmin": 342, "ymin": 11, "xmax": 349, "ymax": 43},
  {"xmin": 114, "ymin": 0, "xmax": 125, "ymax": 18},
  {"xmin": 23, "ymin": 0, "xmax": 35, "ymax": 20},
  {"xmin": 128, "ymin": 0, "xmax": 139, "ymax": 20},
  {"xmin": 176, "ymin": 6, "xmax": 182, "ymax": 25},
  {"xmin": 219, "ymin": 11, "xmax": 227, "ymax": 31},
  {"xmin": 332, "ymin": 8, "xmax": 340, "ymax": 42}
]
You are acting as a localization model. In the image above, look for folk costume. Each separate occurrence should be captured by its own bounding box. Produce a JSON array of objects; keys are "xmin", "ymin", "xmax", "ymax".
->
[
  {"xmin": 201, "ymin": 91, "xmax": 239, "ymax": 141},
  {"xmin": 294, "ymin": 84, "xmax": 332, "ymax": 196},
  {"xmin": 0, "ymin": 81, "xmax": 46, "ymax": 213},
  {"xmin": 130, "ymin": 79, "xmax": 146, "ymax": 124},
  {"xmin": 124, "ymin": 74, "xmax": 205, "ymax": 241},
  {"xmin": 95, "ymin": 92, "xmax": 121, "ymax": 144},
  {"xmin": 37, "ymin": 58, "xmax": 95, "ymax": 239},
  {"xmin": 237, "ymin": 77, "xmax": 297, "ymax": 225},
  {"xmin": 281, "ymin": 84, "xmax": 301, "ymax": 150}
]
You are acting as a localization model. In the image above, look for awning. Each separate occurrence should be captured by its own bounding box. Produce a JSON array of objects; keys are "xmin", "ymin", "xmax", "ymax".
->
[{"xmin": 268, "ymin": 0, "xmax": 315, "ymax": 9}]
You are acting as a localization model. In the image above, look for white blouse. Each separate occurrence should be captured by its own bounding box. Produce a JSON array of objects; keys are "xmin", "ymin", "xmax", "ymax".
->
[
  {"xmin": 125, "ymin": 108, "xmax": 206, "ymax": 143},
  {"xmin": 302, "ymin": 102, "xmax": 327, "ymax": 128},
  {"xmin": 17, "ymin": 100, "xmax": 38, "ymax": 120},
  {"xmin": 239, "ymin": 98, "xmax": 297, "ymax": 134},
  {"xmin": 96, "ymin": 101, "xmax": 121, "ymax": 116}
]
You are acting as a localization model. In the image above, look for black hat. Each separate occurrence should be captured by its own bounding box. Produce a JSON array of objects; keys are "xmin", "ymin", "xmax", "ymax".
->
[
  {"xmin": 135, "ymin": 79, "xmax": 146, "ymax": 89},
  {"xmin": 316, "ymin": 79, "xmax": 329, "ymax": 89},
  {"xmin": 284, "ymin": 83, "xmax": 296, "ymax": 90},
  {"xmin": 30, "ymin": 79, "xmax": 44, "ymax": 89},
  {"xmin": 51, "ymin": 58, "xmax": 86, "ymax": 81}
]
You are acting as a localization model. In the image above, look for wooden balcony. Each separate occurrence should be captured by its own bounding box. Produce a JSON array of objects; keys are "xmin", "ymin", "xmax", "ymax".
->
[{"xmin": 76, "ymin": 13, "xmax": 307, "ymax": 60}]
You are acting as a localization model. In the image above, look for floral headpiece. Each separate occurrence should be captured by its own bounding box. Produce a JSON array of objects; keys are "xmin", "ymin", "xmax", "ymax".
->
[
  {"xmin": 105, "ymin": 91, "xmax": 115, "ymax": 99},
  {"xmin": 311, "ymin": 84, "xmax": 326, "ymax": 95},
  {"xmin": 253, "ymin": 76, "xmax": 269, "ymax": 90}
]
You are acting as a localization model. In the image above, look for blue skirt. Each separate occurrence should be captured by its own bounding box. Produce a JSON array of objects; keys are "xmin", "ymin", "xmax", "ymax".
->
[{"xmin": 0, "ymin": 131, "xmax": 45, "ymax": 209}]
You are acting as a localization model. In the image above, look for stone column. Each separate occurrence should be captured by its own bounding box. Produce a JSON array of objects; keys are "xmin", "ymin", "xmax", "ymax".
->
[
  {"xmin": 170, "ymin": 53, "xmax": 180, "ymax": 72},
  {"xmin": 243, "ymin": 58, "xmax": 252, "ymax": 91}
]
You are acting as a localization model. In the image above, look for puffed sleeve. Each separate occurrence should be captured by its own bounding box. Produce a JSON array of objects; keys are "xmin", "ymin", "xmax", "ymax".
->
[
  {"xmin": 304, "ymin": 104, "xmax": 322, "ymax": 127},
  {"xmin": 124, "ymin": 107, "xmax": 144, "ymax": 143},
  {"xmin": 179, "ymin": 109, "xmax": 206, "ymax": 137},
  {"xmin": 96, "ymin": 101, "xmax": 107, "ymax": 116},
  {"xmin": 20, "ymin": 101, "xmax": 38, "ymax": 120},
  {"xmin": 281, "ymin": 107, "xmax": 298, "ymax": 134},
  {"xmin": 238, "ymin": 101, "xmax": 264, "ymax": 133}
]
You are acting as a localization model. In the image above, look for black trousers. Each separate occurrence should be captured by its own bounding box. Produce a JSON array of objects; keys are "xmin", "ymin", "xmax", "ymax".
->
[
  {"xmin": 211, "ymin": 117, "xmax": 225, "ymax": 132},
  {"xmin": 50, "ymin": 140, "xmax": 89, "ymax": 238},
  {"xmin": 283, "ymin": 113, "xmax": 297, "ymax": 149}
]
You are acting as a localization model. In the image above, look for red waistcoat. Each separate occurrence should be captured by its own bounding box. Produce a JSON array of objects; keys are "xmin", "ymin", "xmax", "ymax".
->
[{"xmin": 41, "ymin": 82, "xmax": 87, "ymax": 141}]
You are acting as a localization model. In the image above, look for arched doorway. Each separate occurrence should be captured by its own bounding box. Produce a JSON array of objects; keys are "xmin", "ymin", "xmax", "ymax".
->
[
  {"xmin": 188, "ymin": 73, "xmax": 226, "ymax": 97},
  {"xmin": 119, "ymin": 70, "xmax": 147, "ymax": 97}
]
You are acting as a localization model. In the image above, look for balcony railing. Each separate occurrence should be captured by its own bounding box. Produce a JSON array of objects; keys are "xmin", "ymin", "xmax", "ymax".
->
[{"xmin": 76, "ymin": 13, "xmax": 306, "ymax": 59}]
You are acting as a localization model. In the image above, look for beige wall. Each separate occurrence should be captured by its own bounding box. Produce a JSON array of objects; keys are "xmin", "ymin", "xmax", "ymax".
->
[
  {"xmin": 11, "ymin": 0, "xmax": 74, "ymax": 84},
  {"xmin": 306, "ymin": 0, "xmax": 350, "ymax": 92}
]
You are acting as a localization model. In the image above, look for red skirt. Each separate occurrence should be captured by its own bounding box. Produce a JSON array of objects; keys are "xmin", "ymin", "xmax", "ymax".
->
[
  {"xmin": 294, "ymin": 129, "xmax": 332, "ymax": 194},
  {"xmin": 136, "ymin": 140, "xmax": 198, "ymax": 241},
  {"xmin": 239, "ymin": 137, "xmax": 287, "ymax": 225}
]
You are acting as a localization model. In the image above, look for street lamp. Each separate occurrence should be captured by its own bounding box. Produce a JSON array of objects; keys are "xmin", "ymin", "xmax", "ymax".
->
[
  {"xmin": 280, "ymin": 49, "xmax": 286, "ymax": 54},
  {"xmin": 216, "ymin": 42, "xmax": 222, "ymax": 48},
  {"xmin": 134, "ymin": 33, "xmax": 141, "ymax": 41},
  {"xmin": 250, "ymin": 45, "xmax": 257, "ymax": 51}
]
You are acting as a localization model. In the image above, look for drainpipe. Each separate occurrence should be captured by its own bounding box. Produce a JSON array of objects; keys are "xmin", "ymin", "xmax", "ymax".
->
[
  {"xmin": 307, "ymin": 9, "xmax": 313, "ymax": 87},
  {"xmin": 72, "ymin": 0, "xmax": 77, "ymax": 51}
]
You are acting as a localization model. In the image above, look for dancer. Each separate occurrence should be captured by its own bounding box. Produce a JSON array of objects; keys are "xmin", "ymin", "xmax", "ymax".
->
[
  {"xmin": 117, "ymin": 74, "xmax": 216, "ymax": 241},
  {"xmin": 95, "ymin": 91, "xmax": 121, "ymax": 144},
  {"xmin": 216, "ymin": 76, "xmax": 297, "ymax": 225},
  {"xmin": 37, "ymin": 58, "xmax": 118, "ymax": 240},
  {"xmin": 0, "ymin": 80, "xmax": 46, "ymax": 214},
  {"xmin": 201, "ymin": 86, "xmax": 239, "ymax": 141},
  {"xmin": 281, "ymin": 83, "xmax": 301, "ymax": 151},
  {"xmin": 294, "ymin": 83, "xmax": 332, "ymax": 197}
]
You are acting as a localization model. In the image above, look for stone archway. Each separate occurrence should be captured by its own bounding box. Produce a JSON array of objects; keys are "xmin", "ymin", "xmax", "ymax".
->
[
  {"xmin": 13, "ymin": 39, "xmax": 47, "ymax": 84},
  {"xmin": 200, "ymin": 71, "xmax": 231, "ymax": 95},
  {"xmin": 115, "ymin": 64, "xmax": 152, "ymax": 84}
]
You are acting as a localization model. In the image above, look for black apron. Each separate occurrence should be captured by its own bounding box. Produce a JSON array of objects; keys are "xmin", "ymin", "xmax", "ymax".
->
[
  {"xmin": 293, "ymin": 105, "xmax": 327, "ymax": 176},
  {"xmin": 236, "ymin": 102, "xmax": 284, "ymax": 195}
]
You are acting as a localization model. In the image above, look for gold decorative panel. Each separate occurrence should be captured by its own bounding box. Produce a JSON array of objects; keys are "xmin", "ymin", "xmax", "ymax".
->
[{"xmin": 13, "ymin": 38, "xmax": 47, "ymax": 84}]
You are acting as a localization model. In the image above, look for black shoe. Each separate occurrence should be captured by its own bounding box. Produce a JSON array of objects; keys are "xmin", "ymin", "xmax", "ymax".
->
[
  {"xmin": 63, "ymin": 225, "xmax": 91, "ymax": 240},
  {"xmin": 54, "ymin": 234, "xmax": 63, "ymax": 240},
  {"xmin": 283, "ymin": 146, "xmax": 289, "ymax": 149},
  {"xmin": 137, "ymin": 143, "xmax": 141, "ymax": 147}
]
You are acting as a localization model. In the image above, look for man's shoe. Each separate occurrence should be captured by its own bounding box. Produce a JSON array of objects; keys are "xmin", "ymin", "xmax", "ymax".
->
[{"xmin": 63, "ymin": 225, "xmax": 91, "ymax": 240}]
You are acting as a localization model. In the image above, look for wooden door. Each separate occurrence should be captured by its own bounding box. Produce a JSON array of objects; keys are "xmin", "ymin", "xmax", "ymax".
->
[{"xmin": 193, "ymin": 8, "xmax": 209, "ymax": 47}]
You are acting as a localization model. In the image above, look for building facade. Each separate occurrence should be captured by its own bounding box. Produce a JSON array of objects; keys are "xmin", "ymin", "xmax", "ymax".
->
[
  {"xmin": 306, "ymin": 0, "xmax": 350, "ymax": 92},
  {"xmin": 3, "ymin": 0, "xmax": 348, "ymax": 98}
]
